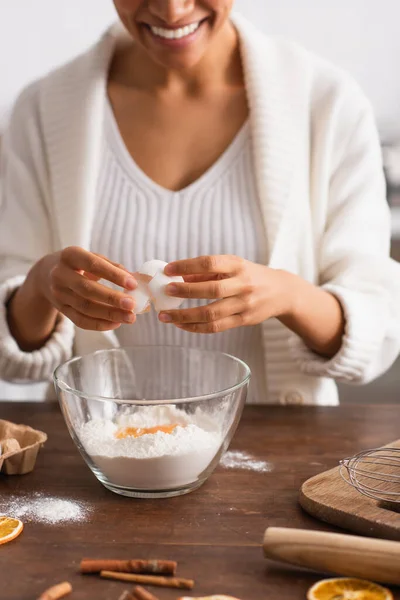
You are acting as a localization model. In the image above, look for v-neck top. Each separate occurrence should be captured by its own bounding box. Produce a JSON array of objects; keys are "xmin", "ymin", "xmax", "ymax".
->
[{"xmin": 91, "ymin": 99, "xmax": 268, "ymax": 403}]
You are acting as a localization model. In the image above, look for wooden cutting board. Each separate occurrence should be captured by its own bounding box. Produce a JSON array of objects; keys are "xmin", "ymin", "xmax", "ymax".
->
[{"xmin": 299, "ymin": 439, "xmax": 400, "ymax": 541}]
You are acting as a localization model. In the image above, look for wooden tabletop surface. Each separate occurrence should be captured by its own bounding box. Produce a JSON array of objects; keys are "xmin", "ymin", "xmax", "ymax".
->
[{"xmin": 1, "ymin": 402, "xmax": 400, "ymax": 600}]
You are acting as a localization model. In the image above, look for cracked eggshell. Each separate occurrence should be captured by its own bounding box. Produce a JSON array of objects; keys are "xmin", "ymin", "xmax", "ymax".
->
[
  {"xmin": 130, "ymin": 279, "xmax": 151, "ymax": 315},
  {"xmin": 149, "ymin": 271, "xmax": 184, "ymax": 312},
  {"xmin": 139, "ymin": 259, "xmax": 168, "ymax": 278},
  {"xmin": 130, "ymin": 259, "xmax": 185, "ymax": 314}
]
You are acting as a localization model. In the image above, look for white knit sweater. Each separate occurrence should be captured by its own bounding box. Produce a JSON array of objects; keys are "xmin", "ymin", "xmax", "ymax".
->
[
  {"xmin": 1, "ymin": 14, "xmax": 400, "ymax": 405},
  {"xmin": 93, "ymin": 102, "xmax": 267, "ymax": 404}
]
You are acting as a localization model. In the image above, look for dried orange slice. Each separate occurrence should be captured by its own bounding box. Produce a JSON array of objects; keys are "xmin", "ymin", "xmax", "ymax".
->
[
  {"xmin": 307, "ymin": 578, "xmax": 393, "ymax": 600},
  {"xmin": 0, "ymin": 516, "xmax": 23, "ymax": 545},
  {"xmin": 116, "ymin": 425, "xmax": 179, "ymax": 439}
]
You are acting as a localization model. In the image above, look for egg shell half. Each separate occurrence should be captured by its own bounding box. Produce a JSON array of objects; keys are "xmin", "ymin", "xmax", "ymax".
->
[
  {"xmin": 149, "ymin": 271, "xmax": 185, "ymax": 312},
  {"xmin": 139, "ymin": 259, "xmax": 168, "ymax": 279},
  {"xmin": 130, "ymin": 279, "xmax": 151, "ymax": 315}
]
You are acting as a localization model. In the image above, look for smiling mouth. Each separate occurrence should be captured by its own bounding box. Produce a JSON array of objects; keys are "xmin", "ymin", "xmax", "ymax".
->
[{"xmin": 144, "ymin": 18, "xmax": 207, "ymax": 41}]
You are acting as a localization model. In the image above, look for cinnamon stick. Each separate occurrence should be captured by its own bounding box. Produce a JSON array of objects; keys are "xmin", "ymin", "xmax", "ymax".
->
[
  {"xmin": 101, "ymin": 571, "xmax": 194, "ymax": 590},
  {"xmin": 133, "ymin": 586, "xmax": 160, "ymax": 600},
  {"xmin": 37, "ymin": 582, "xmax": 72, "ymax": 600},
  {"xmin": 81, "ymin": 558, "xmax": 177, "ymax": 575},
  {"xmin": 178, "ymin": 597, "xmax": 241, "ymax": 600}
]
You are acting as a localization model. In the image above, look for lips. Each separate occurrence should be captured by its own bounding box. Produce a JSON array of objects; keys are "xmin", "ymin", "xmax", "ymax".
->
[
  {"xmin": 150, "ymin": 21, "xmax": 201, "ymax": 40},
  {"xmin": 140, "ymin": 17, "xmax": 209, "ymax": 45}
]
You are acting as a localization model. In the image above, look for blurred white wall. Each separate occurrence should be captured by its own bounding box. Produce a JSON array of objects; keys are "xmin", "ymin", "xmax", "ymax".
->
[
  {"xmin": 0, "ymin": 0, "xmax": 399, "ymax": 139},
  {"xmin": 0, "ymin": 0, "xmax": 116, "ymax": 129},
  {"xmin": 235, "ymin": 0, "xmax": 400, "ymax": 142}
]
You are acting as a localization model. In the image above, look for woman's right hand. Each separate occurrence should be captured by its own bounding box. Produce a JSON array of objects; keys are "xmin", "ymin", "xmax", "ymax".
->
[
  {"xmin": 36, "ymin": 246, "xmax": 137, "ymax": 331},
  {"xmin": 7, "ymin": 247, "xmax": 138, "ymax": 352}
]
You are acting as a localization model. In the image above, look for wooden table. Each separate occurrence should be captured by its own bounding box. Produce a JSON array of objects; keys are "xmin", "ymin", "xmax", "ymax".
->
[{"xmin": 1, "ymin": 403, "xmax": 399, "ymax": 600}]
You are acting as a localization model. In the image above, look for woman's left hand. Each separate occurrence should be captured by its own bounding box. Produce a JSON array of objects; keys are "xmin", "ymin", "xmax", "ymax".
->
[{"xmin": 158, "ymin": 255, "xmax": 296, "ymax": 333}]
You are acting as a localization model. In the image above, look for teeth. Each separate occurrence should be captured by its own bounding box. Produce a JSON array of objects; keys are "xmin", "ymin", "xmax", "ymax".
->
[{"xmin": 150, "ymin": 21, "xmax": 200, "ymax": 40}]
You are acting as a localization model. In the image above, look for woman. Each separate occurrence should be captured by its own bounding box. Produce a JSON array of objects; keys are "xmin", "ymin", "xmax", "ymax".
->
[{"xmin": 1, "ymin": 0, "xmax": 399, "ymax": 404}]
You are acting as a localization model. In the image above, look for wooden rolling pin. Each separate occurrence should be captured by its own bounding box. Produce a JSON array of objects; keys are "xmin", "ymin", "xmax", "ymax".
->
[{"xmin": 263, "ymin": 527, "xmax": 400, "ymax": 586}]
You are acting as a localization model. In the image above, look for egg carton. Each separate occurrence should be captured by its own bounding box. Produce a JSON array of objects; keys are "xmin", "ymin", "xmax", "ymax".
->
[{"xmin": 0, "ymin": 419, "xmax": 47, "ymax": 475}]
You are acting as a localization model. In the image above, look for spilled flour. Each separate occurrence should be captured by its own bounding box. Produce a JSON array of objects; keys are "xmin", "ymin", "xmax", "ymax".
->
[
  {"xmin": 0, "ymin": 493, "xmax": 90, "ymax": 525},
  {"xmin": 220, "ymin": 450, "xmax": 273, "ymax": 473}
]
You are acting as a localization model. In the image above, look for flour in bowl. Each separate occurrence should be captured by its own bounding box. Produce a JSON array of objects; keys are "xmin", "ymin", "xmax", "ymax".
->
[{"xmin": 79, "ymin": 405, "xmax": 222, "ymax": 490}]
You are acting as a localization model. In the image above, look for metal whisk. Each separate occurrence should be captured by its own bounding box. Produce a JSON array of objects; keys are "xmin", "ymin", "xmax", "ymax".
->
[{"xmin": 340, "ymin": 447, "xmax": 400, "ymax": 503}]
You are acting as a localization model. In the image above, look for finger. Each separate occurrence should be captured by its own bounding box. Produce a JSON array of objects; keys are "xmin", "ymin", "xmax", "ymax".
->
[
  {"xmin": 61, "ymin": 247, "xmax": 136, "ymax": 290},
  {"xmin": 174, "ymin": 314, "xmax": 246, "ymax": 334},
  {"xmin": 92, "ymin": 253, "xmax": 132, "ymax": 273},
  {"xmin": 164, "ymin": 276, "xmax": 242, "ymax": 300},
  {"xmin": 164, "ymin": 255, "xmax": 244, "ymax": 277},
  {"xmin": 52, "ymin": 266, "xmax": 136, "ymax": 311},
  {"xmin": 59, "ymin": 288, "xmax": 136, "ymax": 324},
  {"xmin": 61, "ymin": 305, "xmax": 123, "ymax": 332},
  {"xmin": 81, "ymin": 254, "xmax": 132, "ymax": 282},
  {"xmin": 82, "ymin": 272, "xmax": 101, "ymax": 282},
  {"xmin": 182, "ymin": 274, "xmax": 221, "ymax": 283},
  {"xmin": 159, "ymin": 297, "xmax": 244, "ymax": 324}
]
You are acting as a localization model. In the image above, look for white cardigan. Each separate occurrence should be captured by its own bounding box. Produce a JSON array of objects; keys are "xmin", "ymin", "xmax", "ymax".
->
[{"xmin": 1, "ymin": 14, "xmax": 400, "ymax": 405}]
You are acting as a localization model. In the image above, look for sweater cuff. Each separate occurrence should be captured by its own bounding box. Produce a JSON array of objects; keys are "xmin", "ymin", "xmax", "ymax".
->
[
  {"xmin": 289, "ymin": 284, "xmax": 388, "ymax": 383},
  {"xmin": 0, "ymin": 275, "xmax": 75, "ymax": 382}
]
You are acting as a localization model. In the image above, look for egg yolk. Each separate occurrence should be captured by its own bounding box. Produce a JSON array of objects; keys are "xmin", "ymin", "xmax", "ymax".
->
[{"xmin": 115, "ymin": 424, "xmax": 179, "ymax": 439}]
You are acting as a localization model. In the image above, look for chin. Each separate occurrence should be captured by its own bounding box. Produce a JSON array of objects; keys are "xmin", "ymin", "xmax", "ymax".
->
[{"xmin": 150, "ymin": 49, "xmax": 208, "ymax": 71}]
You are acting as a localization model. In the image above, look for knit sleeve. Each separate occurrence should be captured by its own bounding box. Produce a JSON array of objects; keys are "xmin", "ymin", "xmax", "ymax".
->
[
  {"xmin": 0, "ymin": 276, "xmax": 75, "ymax": 382},
  {"xmin": 290, "ymin": 100, "xmax": 400, "ymax": 384},
  {"xmin": 0, "ymin": 83, "xmax": 75, "ymax": 382}
]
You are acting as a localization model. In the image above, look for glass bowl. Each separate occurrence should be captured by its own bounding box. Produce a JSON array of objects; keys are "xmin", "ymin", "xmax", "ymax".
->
[{"xmin": 54, "ymin": 346, "xmax": 250, "ymax": 498}]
